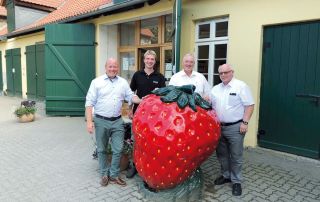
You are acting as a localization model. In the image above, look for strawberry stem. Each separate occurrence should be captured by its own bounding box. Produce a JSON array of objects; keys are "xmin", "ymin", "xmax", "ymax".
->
[{"xmin": 151, "ymin": 85, "xmax": 212, "ymax": 111}]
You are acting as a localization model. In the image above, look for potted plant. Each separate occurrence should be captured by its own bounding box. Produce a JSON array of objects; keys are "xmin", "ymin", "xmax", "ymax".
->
[
  {"xmin": 14, "ymin": 100, "xmax": 37, "ymax": 123},
  {"xmin": 106, "ymin": 138, "xmax": 133, "ymax": 171}
]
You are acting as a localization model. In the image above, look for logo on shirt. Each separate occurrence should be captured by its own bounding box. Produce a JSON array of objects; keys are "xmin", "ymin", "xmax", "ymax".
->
[
  {"xmin": 229, "ymin": 93, "xmax": 237, "ymax": 96},
  {"xmin": 153, "ymin": 81, "xmax": 159, "ymax": 84}
]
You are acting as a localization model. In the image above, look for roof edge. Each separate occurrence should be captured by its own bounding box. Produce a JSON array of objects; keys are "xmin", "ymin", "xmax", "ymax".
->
[{"xmin": 5, "ymin": 0, "xmax": 149, "ymax": 39}]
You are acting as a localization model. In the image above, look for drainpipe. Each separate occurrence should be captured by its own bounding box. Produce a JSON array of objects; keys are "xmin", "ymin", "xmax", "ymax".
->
[{"xmin": 174, "ymin": 0, "xmax": 181, "ymax": 73}]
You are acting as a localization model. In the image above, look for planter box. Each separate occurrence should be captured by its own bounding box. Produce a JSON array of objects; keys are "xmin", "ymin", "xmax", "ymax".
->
[{"xmin": 18, "ymin": 114, "xmax": 35, "ymax": 123}]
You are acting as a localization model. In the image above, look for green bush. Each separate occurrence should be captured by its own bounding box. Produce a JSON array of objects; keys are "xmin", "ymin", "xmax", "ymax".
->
[{"xmin": 14, "ymin": 106, "xmax": 36, "ymax": 118}]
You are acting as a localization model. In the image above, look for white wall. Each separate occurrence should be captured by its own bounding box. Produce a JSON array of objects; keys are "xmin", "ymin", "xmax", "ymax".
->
[{"xmin": 97, "ymin": 24, "xmax": 118, "ymax": 76}]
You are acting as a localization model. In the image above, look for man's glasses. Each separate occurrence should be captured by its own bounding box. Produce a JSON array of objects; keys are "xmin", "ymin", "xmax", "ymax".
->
[{"xmin": 219, "ymin": 70, "xmax": 232, "ymax": 75}]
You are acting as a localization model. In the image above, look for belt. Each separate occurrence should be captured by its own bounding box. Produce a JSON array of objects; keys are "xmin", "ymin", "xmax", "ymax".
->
[
  {"xmin": 220, "ymin": 119, "xmax": 242, "ymax": 126},
  {"xmin": 96, "ymin": 114, "xmax": 121, "ymax": 121}
]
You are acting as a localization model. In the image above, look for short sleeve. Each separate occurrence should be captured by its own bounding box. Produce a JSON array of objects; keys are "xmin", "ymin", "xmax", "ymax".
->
[{"xmin": 239, "ymin": 84, "xmax": 254, "ymax": 106}]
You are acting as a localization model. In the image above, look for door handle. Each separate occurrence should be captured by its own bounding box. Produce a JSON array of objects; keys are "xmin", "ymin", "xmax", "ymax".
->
[{"xmin": 296, "ymin": 94, "xmax": 320, "ymax": 107}]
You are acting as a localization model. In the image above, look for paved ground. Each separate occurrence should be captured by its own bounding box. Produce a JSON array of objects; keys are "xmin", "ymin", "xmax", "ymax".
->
[{"xmin": 0, "ymin": 95, "xmax": 319, "ymax": 202}]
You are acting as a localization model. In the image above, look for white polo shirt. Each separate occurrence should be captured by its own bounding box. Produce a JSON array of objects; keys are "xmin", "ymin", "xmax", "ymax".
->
[
  {"xmin": 169, "ymin": 70, "xmax": 211, "ymax": 97},
  {"xmin": 211, "ymin": 78, "xmax": 254, "ymax": 123}
]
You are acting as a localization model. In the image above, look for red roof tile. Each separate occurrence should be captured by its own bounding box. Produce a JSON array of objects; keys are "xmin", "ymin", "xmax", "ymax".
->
[
  {"xmin": 0, "ymin": 6, "xmax": 6, "ymax": 16},
  {"xmin": 0, "ymin": 25, "xmax": 7, "ymax": 35},
  {"xmin": 19, "ymin": 0, "xmax": 64, "ymax": 8},
  {"xmin": 15, "ymin": 0, "xmax": 112, "ymax": 32}
]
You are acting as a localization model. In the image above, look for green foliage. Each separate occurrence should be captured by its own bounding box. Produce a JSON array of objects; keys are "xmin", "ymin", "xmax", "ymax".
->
[{"xmin": 14, "ymin": 106, "xmax": 36, "ymax": 118}]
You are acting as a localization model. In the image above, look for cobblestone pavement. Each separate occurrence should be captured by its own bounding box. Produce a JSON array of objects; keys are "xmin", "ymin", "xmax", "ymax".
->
[{"xmin": 0, "ymin": 96, "xmax": 320, "ymax": 202}]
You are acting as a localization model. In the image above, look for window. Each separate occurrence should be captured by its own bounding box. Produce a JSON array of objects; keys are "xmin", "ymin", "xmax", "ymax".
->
[
  {"xmin": 140, "ymin": 17, "xmax": 159, "ymax": 45},
  {"xmin": 164, "ymin": 14, "xmax": 173, "ymax": 43},
  {"xmin": 120, "ymin": 22, "xmax": 135, "ymax": 46},
  {"xmin": 195, "ymin": 18, "xmax": 228, "ymax": 86},
  {"xmin": 119, "ymin": 52, "xmax": 135, "ymax": 82},
  {"xmin": 118, "ymin": 14, "xmax": 173, "ymax": 80}
]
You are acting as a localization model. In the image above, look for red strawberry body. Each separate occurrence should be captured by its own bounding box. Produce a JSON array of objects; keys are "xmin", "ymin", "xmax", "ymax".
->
[{"xmin": 132, "ymin": 94, "xmax": 220, "ymax": 190}]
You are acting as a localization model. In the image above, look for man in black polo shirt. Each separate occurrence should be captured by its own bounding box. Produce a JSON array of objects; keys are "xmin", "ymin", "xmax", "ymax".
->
[{"xmin": 126, "ymin": 50, "xmax": 166, "ymax": 178}]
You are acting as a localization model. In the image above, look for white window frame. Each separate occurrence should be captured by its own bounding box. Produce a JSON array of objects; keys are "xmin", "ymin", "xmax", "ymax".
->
[{"xmin": 195, "ymin": 18, "xmax": 228, "ymax": 86}]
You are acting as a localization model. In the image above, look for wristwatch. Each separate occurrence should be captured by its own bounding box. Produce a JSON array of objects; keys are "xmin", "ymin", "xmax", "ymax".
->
[{"xmin": 242, "ymin": 121, "xmax": 248, "ymax": 125}]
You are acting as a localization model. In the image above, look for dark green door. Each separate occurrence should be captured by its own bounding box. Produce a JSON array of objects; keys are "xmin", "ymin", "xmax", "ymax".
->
[
  {"xmin": 26, "ymin": 44, "xmax": 45, "ymax": 100},
  {"xmin": 0, "ymin": 51, "xmax": 3, "ymax": 92},
  {"xmin": 45, "ymin": 24, "xmax": 95, "ymax": 116},
  {"xmin": 5, "ymin": 48, "xmax": 22, "ymax": 97},
  {"xmin": 259, "ymin": 21, "xmax": 320, "ymax": 159}
]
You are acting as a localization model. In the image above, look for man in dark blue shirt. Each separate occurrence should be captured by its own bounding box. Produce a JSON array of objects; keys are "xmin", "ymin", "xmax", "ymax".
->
[{"xmin": 126, "ymin": 50, "xmax": 166, "ymax": 178}]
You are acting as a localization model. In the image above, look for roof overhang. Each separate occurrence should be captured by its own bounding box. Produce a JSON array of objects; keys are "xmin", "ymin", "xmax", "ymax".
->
[{"xmin": 4, "ymin": 0, "xmax": 151, "ymax": 39}]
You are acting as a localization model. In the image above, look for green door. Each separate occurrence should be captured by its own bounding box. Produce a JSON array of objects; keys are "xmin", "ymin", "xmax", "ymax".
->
[
  {"xmin": 0, "ymin": 51, "xmax": 3, "ymax": 92},
  {"xmin": 26, "ymin": 44, "xmax": 45, "ymax": 100},
  {"xmin": 45, "ymin": 24, "xmax": 95, "ymax": 116},
  {"xmin": 259, "ymin": 21, "xmax": 320, "ymax": 159},
  {"xmin": 5, "ymin": 48, "xmax": 22, "ymax": 97}
]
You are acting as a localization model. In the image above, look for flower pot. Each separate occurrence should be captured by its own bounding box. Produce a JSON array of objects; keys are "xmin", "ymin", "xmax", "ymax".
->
[
  {"xmin": 18, "ymin": 114, "xmax": 35, "ymax": 123},
  {"xmin": 107, "ymin": 154, "xmax": 130, "ymax": 171}
]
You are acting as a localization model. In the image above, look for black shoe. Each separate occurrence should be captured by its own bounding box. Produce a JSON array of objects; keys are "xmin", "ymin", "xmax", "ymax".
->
[
  {"xmin": 232, "ymin": 183, "xmax": 242, "ymax": 196},
  {"xmin": 214, "ymin": 176, "xmax": 231, "ymax": 185},
  {"xmin": 126, "ymin": 164, "xmax": 137, "ymax": 178}
]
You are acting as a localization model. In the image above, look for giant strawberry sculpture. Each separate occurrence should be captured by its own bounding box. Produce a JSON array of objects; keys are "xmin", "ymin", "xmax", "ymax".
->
[{"xmin": 132, "ymin": 85, "xmax": 220, "ymax": 190}]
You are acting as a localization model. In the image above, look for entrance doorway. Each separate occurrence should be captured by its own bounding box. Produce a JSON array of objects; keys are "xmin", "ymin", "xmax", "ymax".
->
[{"xmin": 259, "ymin": 21, "xmax": 320, "ymax": 159}]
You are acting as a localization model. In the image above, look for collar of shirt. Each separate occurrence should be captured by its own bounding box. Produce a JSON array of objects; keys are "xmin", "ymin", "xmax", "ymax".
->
[
  {"xmin": 222, "ymin": 77, "xmax": 236, "ymax": 88},
  {"xmin": 139, "ymin": 69, "xmax": 160, "ymax": 77},
  {"xmin": 103, "ymin": 74, "xmax": 119, "ymax": 82},
  {"xmin": 181, "ymin": 70, "xmax": 196, "ymax": 78}
]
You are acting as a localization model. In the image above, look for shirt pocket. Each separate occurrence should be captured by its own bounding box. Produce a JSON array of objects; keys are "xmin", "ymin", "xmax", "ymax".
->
[{"xmin": 227, "ymin": 93, "xmax": 241, "ymax": 107}]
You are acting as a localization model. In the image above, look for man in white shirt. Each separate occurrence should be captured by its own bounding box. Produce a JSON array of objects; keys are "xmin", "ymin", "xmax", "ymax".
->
[
  {"xmin": 169, "ymin": 53, "xmax": 211, "ymax": 100},
  {"xmin": 85, "ymin": 58, "xmax": 141, "ymax": 187},
  {"xmin": 210, "ymin": 64, "xmax": 254, "ymax": 196}
]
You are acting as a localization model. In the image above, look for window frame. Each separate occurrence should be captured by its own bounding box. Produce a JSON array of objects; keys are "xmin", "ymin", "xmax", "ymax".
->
[
  {"xmin": 118, "ymin": 14, "xmax": 173, "ymax": 79},
  {"xmin": 195, "ymin": 18, "xmax": 229, "ymax": 86}
]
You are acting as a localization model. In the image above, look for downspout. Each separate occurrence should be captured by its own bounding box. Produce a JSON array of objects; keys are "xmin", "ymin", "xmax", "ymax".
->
[{"xmin": 174, "ymin": 0, "xmax": 181, "ymax": 73}]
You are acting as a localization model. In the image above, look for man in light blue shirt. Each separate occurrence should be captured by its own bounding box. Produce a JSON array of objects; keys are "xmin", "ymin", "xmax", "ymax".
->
[{"xmin": 85, "ymin": 58, "xmax": 141, "ymax": 187}]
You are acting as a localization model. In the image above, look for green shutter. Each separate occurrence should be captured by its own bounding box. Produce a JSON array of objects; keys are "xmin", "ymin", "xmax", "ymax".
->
[
  {"xmin": 26, "ymin": 44, "xmax": 45, "ymax": 100},
  {"xmin": 5, "ymin": 48, "xmax": 22, "ymax": 97},
  {"xmin": 45, "ymin": 24, "xmax": 95, "ymax": 116},
  {"xmin": 36, "ymin": 44, "xmax": 45, "ymax": 99},
  {"xmin": 26, "ymin": 45, "xmax": 37, "ymax": 98}
]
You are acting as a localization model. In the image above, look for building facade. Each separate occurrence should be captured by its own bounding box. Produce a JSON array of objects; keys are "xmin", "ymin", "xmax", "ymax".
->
[{"xmin": 0, "ymin": 0, "xmax": 319, "ymax": 158}]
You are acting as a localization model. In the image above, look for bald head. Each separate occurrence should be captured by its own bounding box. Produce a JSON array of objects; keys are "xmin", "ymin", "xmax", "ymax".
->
[
  {"xmin": 218, "ymin": 64, "xmax": 233, "ymax": 72},
  {"xmin": 218, "ymin": 64, "xmax": 234, "ymax": 85},
  {"xmin": 182, "ymin": 53, "xmax": 195, "ymax": 76},
  {"xmin": 105, "ymin": 58, "xmax": 119, "ymax": 78}
]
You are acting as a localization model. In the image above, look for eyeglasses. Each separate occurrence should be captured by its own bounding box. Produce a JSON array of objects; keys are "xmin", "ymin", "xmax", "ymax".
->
[{"xmin": 219, "ymin": 70, "xmax": 232, "ymax": 75}]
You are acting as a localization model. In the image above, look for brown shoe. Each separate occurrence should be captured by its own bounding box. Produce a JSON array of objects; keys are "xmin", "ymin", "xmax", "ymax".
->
[
  {"xmin": 100, "ymin": 176, "xmax": 109, "ymax": 186},
  {"xmin": 109, "ymin": 177, "xmax": 127, "ymax": 187}
]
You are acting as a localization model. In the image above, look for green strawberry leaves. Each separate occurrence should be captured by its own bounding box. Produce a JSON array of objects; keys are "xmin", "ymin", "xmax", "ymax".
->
[{"xmin": 152, "ymin": 85, "xmax": 212, "ymax": 111}]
